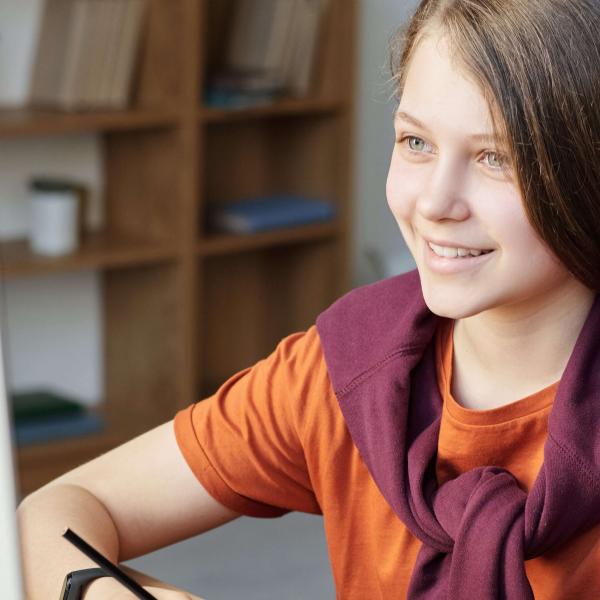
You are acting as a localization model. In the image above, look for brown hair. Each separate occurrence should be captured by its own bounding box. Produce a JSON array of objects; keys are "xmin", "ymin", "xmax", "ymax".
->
[{"xmin": 388, "ymin": 0, "xmax": 600, "ymax": 291}]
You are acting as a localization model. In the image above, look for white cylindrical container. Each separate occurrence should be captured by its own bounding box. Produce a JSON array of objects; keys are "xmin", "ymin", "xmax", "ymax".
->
[{"xmin": 29, "ymin": 184, "xmax": 79, "ymax": 256}]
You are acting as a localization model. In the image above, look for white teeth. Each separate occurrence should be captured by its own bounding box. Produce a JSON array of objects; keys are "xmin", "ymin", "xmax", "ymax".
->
[
  {"xmin": 429, "ymin": 242, "xmax": 490, "ymax": 258},
  {"xmin": 441, "ymin": 246, "xmax": 457, "ymax": 258}
]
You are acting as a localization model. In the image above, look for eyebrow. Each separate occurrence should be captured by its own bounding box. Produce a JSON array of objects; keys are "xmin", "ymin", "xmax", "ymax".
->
[{"xmin": 394, "ymin": 109, "xmax": 506, "ymax": 145}]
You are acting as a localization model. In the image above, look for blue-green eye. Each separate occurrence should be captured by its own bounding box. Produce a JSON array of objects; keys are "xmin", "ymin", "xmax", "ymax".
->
[
  {"xmin": 484, "ymin": 151, "xmax": 507, "ymax": 169},
  {"xmin": 406, "ymin": 136, "xmax": 432, "ymax": 153}
]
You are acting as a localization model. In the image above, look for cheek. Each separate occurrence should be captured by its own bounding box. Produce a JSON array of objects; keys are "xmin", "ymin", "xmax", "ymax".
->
[
  {"xmin": 386, "ymin": 154, "xmax": 420, "ymax": 222},
  {"xmin": 484, "ymin": 192, "xmax": 566, "ymax": 273},
  {"xmin": 487, "ymin": 194, "xmax": 542, "ymax": 254}
]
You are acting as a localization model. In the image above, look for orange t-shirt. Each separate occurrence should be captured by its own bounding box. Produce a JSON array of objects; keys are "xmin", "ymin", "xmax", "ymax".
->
[{"xmin": 174, "ymin": 321, "xmax": 600, "ymax": 599}]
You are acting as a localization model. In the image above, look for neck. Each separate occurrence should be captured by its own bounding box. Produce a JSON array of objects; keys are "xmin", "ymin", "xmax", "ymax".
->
[{"xmin": 452, "ymin": 281, "xmax": 596, "ymax": 410}]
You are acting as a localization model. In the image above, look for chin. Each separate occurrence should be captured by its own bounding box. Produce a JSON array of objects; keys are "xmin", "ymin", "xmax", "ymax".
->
[{"xmin": 420, "ymin": 280, "xmax": 487, "ymax": 320}]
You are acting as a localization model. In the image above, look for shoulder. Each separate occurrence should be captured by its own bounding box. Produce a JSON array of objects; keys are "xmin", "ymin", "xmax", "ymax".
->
[
  {"xmin": 315, "ymin": 269, "xmax": 436, "ymax": 395},
  {"xmin": 316, "ymin": 269, "xmax": 423, "ymax": 331}
]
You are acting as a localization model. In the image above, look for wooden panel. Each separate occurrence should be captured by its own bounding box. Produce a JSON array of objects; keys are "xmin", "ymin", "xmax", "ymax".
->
[
  {"xmin": 134, "ymin": 0, "xmax": 187, "ymax": 109},
  {"xmin": 0, "ymin": 108, "xmax": 178, "ymax": 138},
  {"xmin": 200, "ymin": 222, "xmax": 339, "ymax": 255},
  {"xmin": 105, "ymin": 264, "xmax": 185, "ymax": 431},
  {"xmin": 199, "ymin": 240, "xmax": 340, "ymax": 396},
  {"xmin": 200, "ymin": 98, "xmax": 341, "ymax": 122},
  {"xmin": 314, "ymin": 0, "xmax": 357, "ymax": 101},
  {"xmin": 104, "ymin": 128, "xmax": 186, "ymax": 241}
]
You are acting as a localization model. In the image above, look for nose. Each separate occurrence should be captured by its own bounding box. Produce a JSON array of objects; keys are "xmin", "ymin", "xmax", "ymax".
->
[{"xmin": 417, "ymin": 156, "xmax": 470, "ymax": 222}]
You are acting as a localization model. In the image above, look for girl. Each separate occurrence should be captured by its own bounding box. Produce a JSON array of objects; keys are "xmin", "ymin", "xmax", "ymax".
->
[{"xmin": 18, "ymin": 0, "xmax": 600, "ymax": 598}]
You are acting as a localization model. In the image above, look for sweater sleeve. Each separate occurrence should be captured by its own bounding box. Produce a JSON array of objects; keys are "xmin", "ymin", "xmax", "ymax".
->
[{"xmin": 173, "ymin": 326, "xmax": 326, "ymax": 517}]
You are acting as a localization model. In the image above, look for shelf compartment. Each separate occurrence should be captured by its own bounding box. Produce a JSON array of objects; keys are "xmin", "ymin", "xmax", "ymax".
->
[
  {"xmin": 105, "ymin": 263, "xmax": 187, "ymax": 431},
  {"xmin": 199, "ymin": 238, "xmax": 342, "ymax": 397},
  {"xmin": 200, "ymin": 98, "xmax": 343, "ymax": 123},
  {"xmin": 0, "ymin": 231, "xmax": 179, "ymax": 279},
  {"xmin": 0, "ymin": 108, "xmax": 179, "ymax": 138},
  {"xmin": 202, "ymin": 115, "xmax": 343, "ymax": 236},
  {"xmin": 199, "ymin": 221, "xmax": 339, "ymax": 256},
  {"xmin": 201, "ymin": 0, "xmax": 350, "ymax": 106}
]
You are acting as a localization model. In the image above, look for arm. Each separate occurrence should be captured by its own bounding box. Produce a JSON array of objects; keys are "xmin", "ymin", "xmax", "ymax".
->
[{"xmin": 17, "ymin": 419, "xmax": 240, "ymax": 599}]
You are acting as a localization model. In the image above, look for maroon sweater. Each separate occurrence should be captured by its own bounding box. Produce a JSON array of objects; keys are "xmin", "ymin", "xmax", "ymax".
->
[{"xmin": 316, "ymin": 269, "xmax": 600, "ymax": 598}]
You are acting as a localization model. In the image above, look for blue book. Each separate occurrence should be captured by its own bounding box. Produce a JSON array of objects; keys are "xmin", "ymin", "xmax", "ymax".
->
[
  {"xmin": 210, "ymin": 195, "xmax": 336, "ymax": 234},
  {"xmin": 14, "ymin": 412, "xmax": 104, "ymax": 447}
]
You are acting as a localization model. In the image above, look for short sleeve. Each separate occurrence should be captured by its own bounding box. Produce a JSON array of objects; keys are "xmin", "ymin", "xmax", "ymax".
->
[{"xmin": 173, "ymin": 326, "xmax": 327, "ymax": 518}]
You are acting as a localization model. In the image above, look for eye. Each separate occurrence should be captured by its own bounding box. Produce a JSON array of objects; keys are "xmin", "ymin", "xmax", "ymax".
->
[
  {"xmin": 482, "ymin": 150, "xmax": 509, "ymax": 170},
  {"xmin": 401, "ymin": 136, "xmax": 434, "ymax": 154}
]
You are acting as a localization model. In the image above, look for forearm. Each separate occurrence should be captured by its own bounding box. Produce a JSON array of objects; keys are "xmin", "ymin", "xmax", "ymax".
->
[{"xmin": 17, "ymin": 482, "xmax": 121, "ymax": 599}]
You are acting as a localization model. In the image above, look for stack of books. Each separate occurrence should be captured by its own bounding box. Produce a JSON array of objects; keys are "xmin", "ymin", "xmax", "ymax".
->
[
  {"xmin": 11, "ymin": 390, "xmax": 103, "ymax": 446},
  {"xmin": 208, "ymin": 194, "xmax": 336, "ymax": 234},
  {"xmin": 205, "ymin": 0, "xmax": 331, "ymax": 109},
  {"xmin": 29, "ymin": 0, "xmax": 148, "ymax": 111}
]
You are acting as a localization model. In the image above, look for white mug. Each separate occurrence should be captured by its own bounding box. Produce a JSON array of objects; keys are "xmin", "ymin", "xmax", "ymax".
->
[{"xmin": 30, "ymin": 189, "xmax": 79, "ymax": 256}]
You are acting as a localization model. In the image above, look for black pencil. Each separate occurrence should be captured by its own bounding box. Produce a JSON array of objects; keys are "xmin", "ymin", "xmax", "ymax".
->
[{"xmin": 62, "ymin": 527, "xmax": 158, "ymax": 600}]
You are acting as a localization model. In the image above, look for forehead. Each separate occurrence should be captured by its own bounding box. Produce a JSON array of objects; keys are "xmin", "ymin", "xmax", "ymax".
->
[{"xmin": 398, "ymin": 34, "xmax": 497, "ymax": 139}]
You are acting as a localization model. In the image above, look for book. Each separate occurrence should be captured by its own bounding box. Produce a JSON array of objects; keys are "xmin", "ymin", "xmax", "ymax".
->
[
  {"xmin": 212, "ymin": 0, "xmax": 329, "ymax": 102},
  {"xmin": 99, "ymin": 0, "xmax": 127, "ymax": 105},
  {"xmin": 58, "ymin": 0, "xmax": 91, "ymax": 109},
  {"xmin": 209, "ymin": 195, "xmax": 336, "ymax": 234},
  {"xmin": 79, "ymin": 0, "xmax": 117, "ymax": 108},
  {"xmin": 85, "ymin": 0, "xmax": 111, "ymax": 107},
  {"xmin": 286, "ymin": 0, "xmax": 330, "ymax": 96},
  {"xmin": 279, "ymin": 0, "xmax": 301, "ymax": 86},
  {"xmin": 29, "ymin": 0, "xmax": 147, "ymax": 110},
  {"xmin": 263, "ymin": 0, "xmax": 297, "ymax": 83},
  {"xmin": 109, "ymin": 0, "xmax": 148, "ymax": 109},
  {"xmin": 29, "ymin": 0, "xmax": 79, "ymax": 106},
  {"xmin": 223, "ymin": 0, "xmax": 295, "ymax": 92},
  {"xmin": 14, "ymin": 412, "xmax": 104, "ymax": 447},
  {"xmin": 226, "ymin": 0, "xmax": 275, "ymax": 76},
  {"xmin": 10, "ymin": 389, "xmax": 103, "ymax": 447},
  {"xmin": 11, "ymin": 390, "xmax": 85, "ymax": 424}
]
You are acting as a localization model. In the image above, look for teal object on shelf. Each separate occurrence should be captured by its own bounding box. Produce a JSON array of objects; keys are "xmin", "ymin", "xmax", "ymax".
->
[
  {"xmin": 14, "ymin": 412, "xmax": 104, "ymax": 447},
  {"xmin": 210, "ymin": 195, "xmax": 336, "ymax": 234},
  {"xmin": 10, "ymin": 389, "xmax": 103, "ymax": 446},
  {"xmin": 11, "ymin": 390, "xmax": 85, "ymax": 424}
]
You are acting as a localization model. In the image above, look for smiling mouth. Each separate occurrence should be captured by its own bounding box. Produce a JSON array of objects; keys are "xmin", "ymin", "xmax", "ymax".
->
[{"xmin": 428, "ymin": 241, "xmax": 494, "ymax": 258}]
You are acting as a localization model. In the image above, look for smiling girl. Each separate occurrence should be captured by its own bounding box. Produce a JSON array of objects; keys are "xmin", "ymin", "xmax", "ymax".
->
[{"xmin": 18, "ymin": 1, "xmax": 600, "ymax": 598}]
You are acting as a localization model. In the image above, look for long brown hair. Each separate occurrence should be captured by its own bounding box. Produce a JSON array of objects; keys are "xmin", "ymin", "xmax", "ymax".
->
[{"xmin": 388, "ymin": 0, "xmax": 600, "ymax": 291}]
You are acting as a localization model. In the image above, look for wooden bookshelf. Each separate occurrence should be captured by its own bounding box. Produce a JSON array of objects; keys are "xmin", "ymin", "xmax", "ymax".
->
[
  {"xmin": 199, "ymin": 97, "xmax": 343, "ymax": 122},
  {"xmin": 199, "ymin": 222, "xmax": 340, "ymax": 256},
  {"xmin": 0, "ymin": 108, "xmax": 179, "ymax": 138},
  {"xmin": 0, "ymin": 232, "xmax": 179, "ymax": 279},
  {"xmin": 8, "ymin": 0, "xmax": 356, "ymax": 496}
]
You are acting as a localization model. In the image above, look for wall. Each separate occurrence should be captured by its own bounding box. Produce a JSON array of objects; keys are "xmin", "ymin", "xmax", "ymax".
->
[{"xmin": 352, "ymin": 0, "xmax": 419, "ymax": 285}]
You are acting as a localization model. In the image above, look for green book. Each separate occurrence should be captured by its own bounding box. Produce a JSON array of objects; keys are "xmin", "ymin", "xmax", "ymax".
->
[{"xmin": 10, "ymin": 390, "xmax": 86, "ymax": 425}]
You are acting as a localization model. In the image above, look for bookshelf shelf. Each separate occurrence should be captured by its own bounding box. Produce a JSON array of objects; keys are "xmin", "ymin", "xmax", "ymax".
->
[
  {"xmin": 13, "ymin": 0, "xmax": 356, "ymax": 495},
  {"xmin": 0, "ymin": 108, "xmax": 179, "ymax": 138},
  {"xmin": 0, "ymin": 232, "xmax": 178, "ymax": 279},
  {"xmin": 199, "ymin": 222, "xmax": 339, "ymax": 257},
  {"xmin": 199, "ymin": 98, "xmax": 343, "ymax": 123}
]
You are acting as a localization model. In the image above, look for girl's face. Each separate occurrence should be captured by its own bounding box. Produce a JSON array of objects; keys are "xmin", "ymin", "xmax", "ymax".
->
[{"xmin": 386, "ymin": 33, "xmax": 577, "ymax": 319}]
